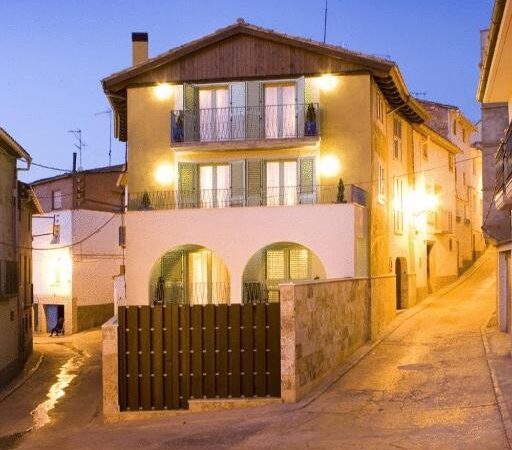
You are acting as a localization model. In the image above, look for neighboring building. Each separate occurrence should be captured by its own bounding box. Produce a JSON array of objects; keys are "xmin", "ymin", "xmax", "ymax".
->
[
  {"xmin": 31, "ymin": 165, "xmax": 124, "ymax": 335},
  {"xmin": 0, "ymin": 127, "xmax": 40, "ymax": 386},
  {"xmin": 419, "ymin": 100, "xmax": 485, "ymax": 275},
  {"xmin": 478, "ymin": 0, "xmax": 512, "ymax": 334},
  {"xmin": 102, "ymin": 20, "xmax": 480, "ymax": 337}
]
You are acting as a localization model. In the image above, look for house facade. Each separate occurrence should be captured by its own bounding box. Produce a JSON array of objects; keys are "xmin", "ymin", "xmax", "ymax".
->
[
  {"xmin": 103, "ymin": 21, "xmax": 480, "ymax": 337},
  {"xmin": 0, "ymin": 128, "xmax": 39, "ymax": 386},
  {"xmin": 479, "ymin": 0, "xmax": 512, "ymax": 335},
  {"xmin": 31, "ymin": 165, "xmax": 124, "ymax": 334}
]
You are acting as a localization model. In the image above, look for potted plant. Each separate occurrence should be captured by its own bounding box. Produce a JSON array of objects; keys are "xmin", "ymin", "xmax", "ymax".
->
[
  {"xmin": 140, "ymin": 191, "xmax": 152, "ymax": 210},
  {"xmin": 336, "ymin": 178, "xmax": 347, "ymax": 204},
  {"xmin": 172, "ymin": 110, "xmax": 184, "ymax": 142},
  {"xmin": 305, "ymin": 103, "xmax": 317, "ymax": 136}
]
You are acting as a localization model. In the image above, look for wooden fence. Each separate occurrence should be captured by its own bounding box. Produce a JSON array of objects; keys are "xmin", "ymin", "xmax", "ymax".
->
[{"xmin": 117, "ymin": 303, "xmax": 280, "ymax": 411}]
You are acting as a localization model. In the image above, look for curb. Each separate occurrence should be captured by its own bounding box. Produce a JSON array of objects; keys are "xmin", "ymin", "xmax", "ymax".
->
[
  {"xmin": 481, "ymin": 313, "xmax": 512, "ymax": 449},
  {"xmin": 294, "ymin": 250, "xmax": 493, "ymax": 409},
  {"xmin": 0, "ymin": 353, "xmax": 44, "ymax": 404}
]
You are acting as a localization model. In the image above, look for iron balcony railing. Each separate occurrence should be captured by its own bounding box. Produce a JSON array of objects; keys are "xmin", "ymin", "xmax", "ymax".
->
[
  {"xmin": 129, "ymin": 184, "xmax": 367, "ymax": 211},
  {"xmin": 242, "ymin": 281, "xmax": 281, "ymax": 304},
  {"xmin": 495, "ymin": 121, "xmax": 512, "ymax": 192},
  {"xmin": 150, "ymin": 281, "xmax": 230, "ymax": 306},
  {"xmin": 171, "ymin": 103, "xmax": 320, "ymax": 144}
]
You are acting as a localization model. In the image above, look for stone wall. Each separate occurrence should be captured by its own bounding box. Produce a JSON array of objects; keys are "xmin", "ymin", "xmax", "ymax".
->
[{"xmin": 280, "ymin": 277, "xmax": 370, "ymax": 402}]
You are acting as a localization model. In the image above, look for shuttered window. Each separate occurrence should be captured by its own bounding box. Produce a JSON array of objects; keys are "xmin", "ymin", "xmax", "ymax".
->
[
  {"xmin": 266, "ymin": 250, "xmax": 285, "ymax": 280},
  {"xmin": 265, "ymin": 246, "xmax": 311, "ymax": 282},
  {"xmin": 289, "ymin": 248, "xmax": 310, "ymax": 280}
]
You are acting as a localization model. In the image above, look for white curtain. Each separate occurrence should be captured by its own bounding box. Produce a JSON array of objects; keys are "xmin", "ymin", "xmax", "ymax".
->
[
  {"xmin": 200, "ymin": 165, "xmax": 213, "ymax": 207},
  {"xmin": 283, "ymin": 161, "xmax": 297, "ymax": 205},
  {"xmin": 264, "ymin": 84, "xmax": 296, "ymax": 139},
  {"xmin": 266, "ymin": 162, "xmax": 280, "ymax": 206},
  {"xmin": 199, "ymin": 90, "xmax": 213, "ymax": 142},
  {"xmin": 281, "ymin": 85, "xmax": 296, "ymax": 138},
  {"xmin": 265, "ymin": 86, "xmax": 278, "ymax": 138},
  {"xmin": 216, "ymin": 165, "xmax": 230, "ymax": 207},
  {"xmin": 215, "ymin": 89, "xmax": 229, "ymax": 141},
  {"xmin": 190, "ymin": 251, "xmax": 208, "ymax": 305},
  {"xmin": 199, "ymin": 88, "xmax": 229, "ymax": 141}
]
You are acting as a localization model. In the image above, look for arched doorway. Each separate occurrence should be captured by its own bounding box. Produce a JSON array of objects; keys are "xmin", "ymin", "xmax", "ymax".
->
[
  {"xmin": 149, "ymin": 245, "xmax": 230, "ymax": 305},
  {"xmin": 242, "ymin": 242, "xmax": 326, "ymax": 303},
  {"xmin": 395, "ymin": 257, "xmax": 408, "ymax": 310}
]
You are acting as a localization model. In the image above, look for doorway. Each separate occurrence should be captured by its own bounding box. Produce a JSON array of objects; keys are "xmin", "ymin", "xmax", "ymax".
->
[
  {"xmin": 395, "ymin": 257, "xmax": 408, "ymax": 310},
  {"xmin": 426, "ymin": 242, "xmax": 435, "ymax": 294},
  {"xmin": 45, "ymin": 304, "xmax": 64, "ymax": 333}
]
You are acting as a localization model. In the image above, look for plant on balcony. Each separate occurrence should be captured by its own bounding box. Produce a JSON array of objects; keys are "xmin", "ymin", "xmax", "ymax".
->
[
  {"xmin": 305, "ymin": 103, "xmax": 317, "ymax": 136},
  {"xmin": 140, "ymin": 191, "xmax": 152, "ymax": 210},
  {"xmin": 336, "ymin": 178, "xmax": 347, "ymax": 204},
  {"xmin": 172, "ymin": 110, "xmax": 184, "ymax": 143}
]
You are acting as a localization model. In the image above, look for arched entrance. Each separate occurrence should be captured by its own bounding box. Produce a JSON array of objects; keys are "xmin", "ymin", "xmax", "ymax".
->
[
  {"xmin": 149, "ymin": 245, "xmax": 230, "ymax": 305},
  {"xmin": 242, "ymin": 242, "xmax": 326, "ymax": 303},
  {"xmin": 395, "ymin": 257, "xmax": 408, "ymax": 310}
]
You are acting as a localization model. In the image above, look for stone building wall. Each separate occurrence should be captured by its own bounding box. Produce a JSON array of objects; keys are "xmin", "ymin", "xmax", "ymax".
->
[{"xmin": 280, "ymin": 277, "xmax": 370, "ymax": 402}]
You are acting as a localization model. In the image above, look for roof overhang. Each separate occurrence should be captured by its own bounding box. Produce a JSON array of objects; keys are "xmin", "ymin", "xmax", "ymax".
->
[
  {"xmin": 102, "ymin": 21, "xmax": 427, "ymax": 142},
  {"xmin": 414, "ymin": 123, "xmax": 461, "ymax": 155},
  {"xmin": 478, "ymin": 0, "xmax": 511, "ymax": 102},
  {"xmin": 0, "ymin": 127, "xmax": 31, "ymax": 162}
]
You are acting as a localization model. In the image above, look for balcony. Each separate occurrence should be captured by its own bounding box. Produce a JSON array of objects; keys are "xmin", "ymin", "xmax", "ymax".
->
[
  {"xmin": 494, "ymin": 122, "xmax": 512, "ymax": 210},
  {"xmin": 128, "ymin": 184, "xmax": 367, "ymax": 211},
  {"xmin": 170, "ymin": 103, "xmax": 320, "ymax": 151}
]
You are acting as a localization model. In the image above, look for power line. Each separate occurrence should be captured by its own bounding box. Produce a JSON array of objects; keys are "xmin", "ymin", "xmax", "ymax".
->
[{"xmin": 31, "ymin": 162, "xmax": 71, "ymax": 173}]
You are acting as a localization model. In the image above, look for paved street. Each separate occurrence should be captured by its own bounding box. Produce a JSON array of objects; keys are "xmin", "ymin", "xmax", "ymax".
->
[{"xmin": 0, "ymin": 251, "xmax": 509, "ymax": 450}]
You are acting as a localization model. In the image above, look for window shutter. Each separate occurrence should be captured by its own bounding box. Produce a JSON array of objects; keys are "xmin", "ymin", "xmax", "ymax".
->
[
  {"xmin": 229, "ymin": 83, "xmax": 246, "ymax": 140},
  {"xmin": 296, "ymin": 77, "xmax": 305, "ymax": 138},
  {"xmin": 299, "ymin": 157, "xmax": 315, "ymax": 203},
  {"xmin": 246, "ymin": 159, "xmax": 263, "ymax": 206},
  {"xmin": 246, "ymin": 81, "xmax": 262, "ymax": 139},
  {"xmin": 178, "ymin": 162, "xmax": 198, "ymax": 208},
  {"xmin": 184, "ymin": 83, "xmax": 199, "ymax": 141},
  {"xmin": 230, "ymin": 160, "xmax": 245, "ymax": 207},
  {"xmin": 289, "ymin": 248, "xmax": 310, "ymax": 280}
]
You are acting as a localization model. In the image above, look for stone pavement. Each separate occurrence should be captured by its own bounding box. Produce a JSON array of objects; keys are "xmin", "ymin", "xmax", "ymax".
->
[{"xmin": 0, "ymin": 250, "xmax": 510, "ymax": 450}]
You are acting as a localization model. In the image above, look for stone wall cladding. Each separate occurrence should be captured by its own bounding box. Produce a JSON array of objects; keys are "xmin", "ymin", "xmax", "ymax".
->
[{"xmin": 281, "ymin": 278, "xmax": 370, "ymax": 402}]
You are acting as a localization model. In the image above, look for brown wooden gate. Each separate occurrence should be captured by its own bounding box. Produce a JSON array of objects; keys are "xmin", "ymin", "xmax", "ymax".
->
[{"xmin": 117, "ymin": 303, "xmax": 280, "ymax": 411}]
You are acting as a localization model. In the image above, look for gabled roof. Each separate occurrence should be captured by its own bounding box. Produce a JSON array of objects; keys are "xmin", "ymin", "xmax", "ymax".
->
[
  {"xmin": 417, "ymin": 99, "xmax": 476, "ymax": 138},
  {"xmin": 102, "ymin": 19, "xmax": 427, "ymax": 142},
  {"xmin": 31, "ymin": 163, "xmax": 125, "ymax": 186},
  {"xmin": 0, "ymin": 127, "xmax": 31, "ymax": 162}
]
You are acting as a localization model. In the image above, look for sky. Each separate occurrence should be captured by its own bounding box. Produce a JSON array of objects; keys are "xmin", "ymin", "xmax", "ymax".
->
[{"xmin": 0, "ymin": 0, "xmax": 493, "ymax": 182}]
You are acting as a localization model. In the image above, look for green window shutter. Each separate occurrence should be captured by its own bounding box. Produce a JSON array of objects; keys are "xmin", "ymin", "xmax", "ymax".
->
[
  {"xmin": 178, "ymin": 162, "xmax": 198, "ymax": 207},
  {"xmin": 229, "ymin": 83, "xmax": 246, "ymax": 140},
  {"xmin": 230, "ymin": 160, "xmax": 245, "ymax": 206},
  {"xmin": 246, "ymin": 81, "xmax": 262, "ymax": 139},
  {"xmin": 184, "ymin": 83, "xmax": 199, "ymax": 141},
  {"xmin": 296, "ymin": 77, "xmax": 305, "ymax": 137},
  {"xmin": 246, "ymin": 159, "xmax": 263, "ymax": 206},
  {"xmin": 299, "ymin": 157, "xmax": 315, "ymax": 203}
]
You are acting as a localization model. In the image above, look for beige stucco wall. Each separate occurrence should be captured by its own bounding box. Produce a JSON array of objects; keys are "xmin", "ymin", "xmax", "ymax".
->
[
  {"xmin": 280, "ymin": 277, "xmax": 370, "ymax": 402},
  {"xmin": 125, "ymin": 203, "xmax": 364, "ymax": 305}
]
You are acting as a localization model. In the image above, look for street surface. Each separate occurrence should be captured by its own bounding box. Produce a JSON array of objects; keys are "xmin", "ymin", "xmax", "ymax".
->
[{"xmin": 0, "ymin": 251, "xmax": 508, "ymax": 450}]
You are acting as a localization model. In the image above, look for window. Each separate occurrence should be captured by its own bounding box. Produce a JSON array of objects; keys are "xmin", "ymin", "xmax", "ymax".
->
[
  {"xmin": 421, "ymin": 139, "xmax": 428, "ymax": 160},
  {"xmin": 393, "ymin": 117, "xmax": 402, "ymax": 160},
  {"xmin": 52, "ymin": 190, "xmax": 62, "ymax": 210},
  {"xmin": 199, "ymin": 87, "xmax": 230, "ymax": 142},
  {"xmin": 118, "ymin": 225, "xmax": 126, "ymax": 247},
  {"xmin": 375, "ymin": 91, "xmax": 385, "ymax": 125},
  {"xmin": 199, "ymin": 164, "xmax": 230, "ymax": 208},
  {"xmin": 266, "ymin": 160, "xmax": 298, "ymax": 206},
  {"xmin": 448, "ymin": 154, "xmax": 454, "ymax": 172},
  {"xmin": 265, "ymin": 84, "xmax": 296, "ymax": 138},
  {"xmin": 265, "ymin": 246, "xmax": 311, "ymax": 281},
  {"xmin": 462, "ymin": 128, "xmax": 466, "ymax": 143},
  {"xmin": 51, "ymin": 223, "xmax": 61, "ymax": 245},
  {"xmin": 452, "ymin": 119, "xmax": 457, "ymax": 136},
  {"xmin": 449, "ymin": 238, "xmax": 453, "ymax": 251},
  {"xmin": 393, "ymin": 177, "xmax": 404, "ymax": 234},
  {"xmin": 463, "ymin": 172, "xmax": 466, "ymax": 186},
  {"xmin": 377, "ymin": 160, "xmax": 385, "ymax": 204}
]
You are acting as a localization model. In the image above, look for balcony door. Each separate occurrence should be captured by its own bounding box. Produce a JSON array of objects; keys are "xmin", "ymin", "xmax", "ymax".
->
[
  {"xmin": 265, "ymin": 84, "xmax": 296, "ymax": 139},
  {"xmin": 266, "ymin": 160, "xmax": 298, "ymax": 206},
  {"xmin": 199, "ymin": 164, "xmax": 230, "ymax": 208},
  {"xmin": 199, "ymin": 87, "xmax": 229, "ymax": 142}
]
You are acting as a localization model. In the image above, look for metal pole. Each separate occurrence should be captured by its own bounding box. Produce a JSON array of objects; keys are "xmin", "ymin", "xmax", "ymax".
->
[{"xmin": 323, "ymin": 0, "xmax": 328, "ymax": 43}]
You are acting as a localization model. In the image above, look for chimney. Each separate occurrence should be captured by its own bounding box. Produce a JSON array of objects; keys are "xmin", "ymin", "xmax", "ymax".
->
[{"xmin": 132, "ymin": 32, "xmax": 148, "ymax": 66}]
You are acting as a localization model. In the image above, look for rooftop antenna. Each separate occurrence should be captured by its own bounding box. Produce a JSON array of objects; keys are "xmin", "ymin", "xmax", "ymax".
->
[
  {"xmin": 323, "ymin": 0, "xmax": 328, "ymax": 43},
  {"xmin": 67, "ymin": 129, "xmax": 86, "ymax": 171},
  {"xmin": 411, "ymin": 91, "xmax": 427, "ymax": 97},
  {"xmin": 95, "ymin": 109, "xmax": 113, "ymax": 166}
]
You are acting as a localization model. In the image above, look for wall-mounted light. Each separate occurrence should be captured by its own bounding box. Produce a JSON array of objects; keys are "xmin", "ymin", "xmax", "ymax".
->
[
  {"xmin": 154, "ymin": 83, "xmax": 172, "ymax": 100},
  {"xmin": 317, "ymin": 74, "xmax": 338, "ymax": 91},
  {"xmin": 406, "ymin": 190, "xmax": 438, "ymax": 216},
  {"xmin": 320, "ymin": 155, "xmax": 341, "ymax": 177},
  {"xmin": 155, "ymin": 163, "xmax": 174, "ymax": 185}
]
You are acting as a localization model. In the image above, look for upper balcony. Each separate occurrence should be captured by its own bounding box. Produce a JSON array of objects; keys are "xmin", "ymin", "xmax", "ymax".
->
[
  {"xmin": 494, "ymin": 121, "xmax": 512, "ymax": 210},
  {"xmin": 170, "ymin": 103, "xmax": 320, "ymax": 151}
]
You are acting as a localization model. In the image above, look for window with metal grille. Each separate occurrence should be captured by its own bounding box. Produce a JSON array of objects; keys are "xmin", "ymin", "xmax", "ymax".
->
[
  {"xmin": 266, "ymin": 250, "xmax": 285, "ymax": 280},
  {"xmin": 52, "ymin": 190, "xmax": 62, "ymax": 210},
  {"xmin": 289, "ymin": 248, "xmax": 310, "ymax": 280},
  {"xmin": 378, "ymin": 160, "xmax": 385, "ymax": 204},
  {"xmin": 394, "ymin": 178, "xmax": 404, "ymax": 234}
]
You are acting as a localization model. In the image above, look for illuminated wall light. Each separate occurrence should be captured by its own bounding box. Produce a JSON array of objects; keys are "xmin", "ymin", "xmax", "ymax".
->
[
  {"xmin": 320, "ymin": 155, "xmax": 341, "ymax": 177},
  {"xmin": 318, "ymin": 74, "xmax": 338, "ymax": 91},
  {"xmin": 155, "ymin": 163, "xmax": 174, "ymax": 185},
  {"xmin": 154, "ymin": 83, "xmax": 173, "ymax": 100},
  {"xmin": 405, "ymin": 190, "xmax": 438, "ymax": 216}
]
